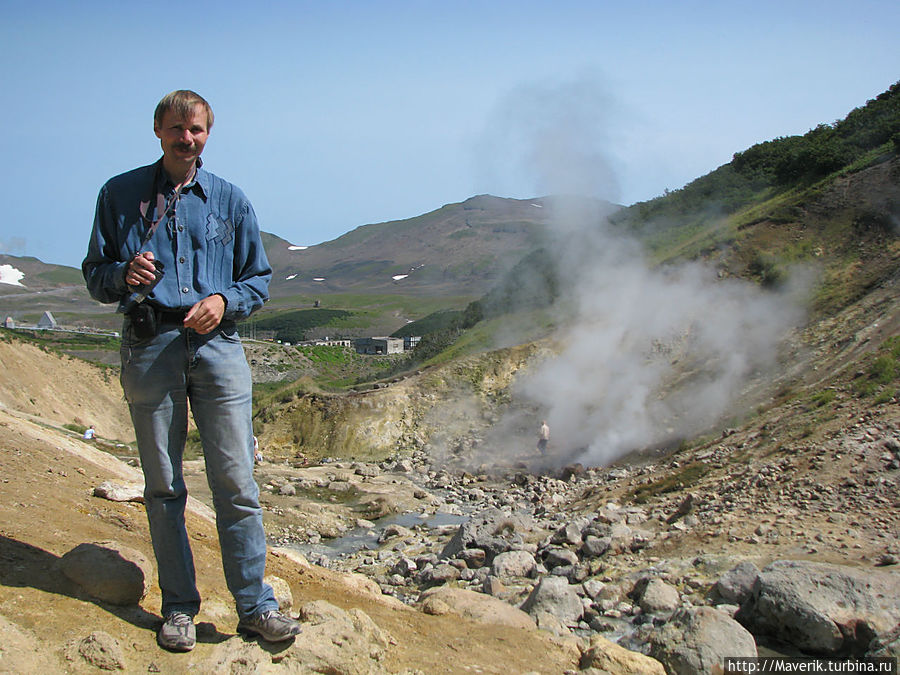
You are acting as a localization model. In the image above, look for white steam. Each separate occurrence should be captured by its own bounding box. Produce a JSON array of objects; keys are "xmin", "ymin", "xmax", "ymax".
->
[{"xmin": 472, "ymin": 75, "xmax": 805, "ymax": 468}]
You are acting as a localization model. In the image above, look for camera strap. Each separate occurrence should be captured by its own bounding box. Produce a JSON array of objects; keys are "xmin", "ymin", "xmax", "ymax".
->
[{"xmin": 137, "ymin": 162, "xmax": 194, "ymax": 251}]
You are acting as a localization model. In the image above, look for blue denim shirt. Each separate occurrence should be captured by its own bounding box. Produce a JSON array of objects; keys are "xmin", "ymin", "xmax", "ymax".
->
[{"xmin": 83, "ymin": 158, "xmax": 271, "ymax": 320}]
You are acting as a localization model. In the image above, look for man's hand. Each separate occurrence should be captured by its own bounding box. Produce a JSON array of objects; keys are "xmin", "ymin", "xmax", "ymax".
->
[
  {"xmin": 184, "ymin": 294, "xmax": 225, "ymax": 335},
  {"xmin": 126, "ymin": 251, "xmax": 159, "ymax": 287}
]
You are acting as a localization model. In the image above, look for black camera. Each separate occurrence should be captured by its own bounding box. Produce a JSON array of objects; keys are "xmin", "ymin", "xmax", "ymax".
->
[{"xmin": 120, "ymin": 258, "xmax": 165, "ymax": 315}]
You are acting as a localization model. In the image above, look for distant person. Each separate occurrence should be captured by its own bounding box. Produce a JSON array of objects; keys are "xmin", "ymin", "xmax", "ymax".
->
[
  {"xmin": 83, "ymin": 425, "xmax": 96, "ymax": 441},
  {"xmin": 82, "ymin": 90, "xmax": 299, "ymax": 652},
  {"xmin": 254, "ymin": 436, "xmax": 263, "ymax": 464},
  {"xmin": 537, "ymin": 420, "xmax": 550, "ymax": 455}
]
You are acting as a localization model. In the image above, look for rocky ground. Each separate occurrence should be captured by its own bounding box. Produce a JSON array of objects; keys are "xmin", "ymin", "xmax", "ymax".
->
[{"xmin": 1, "ymin": 260, "xmax": 899, "ymax": 673}]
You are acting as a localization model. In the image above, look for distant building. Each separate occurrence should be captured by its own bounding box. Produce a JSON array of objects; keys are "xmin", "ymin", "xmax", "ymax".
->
[
  {"xmin": 37, "ymin": 311, "xmax": 57, "ymax": 329},
  {"xmin": 354, "ymin": 337, "xmax": 404, "ymax": 355},
  {"xmin": 3, "ymin": 317, "xmax": 14, "ymax": 329},
  {"xmin": 313, "ymin": 338, "xmax": 353, "ymax": 348},
  {"xmin": 403, "ymin": 336, "xmax": 421, "ymax": 351}
]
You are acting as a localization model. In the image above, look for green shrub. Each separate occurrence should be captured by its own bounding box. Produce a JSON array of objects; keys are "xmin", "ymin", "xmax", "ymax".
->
[
  {"xmin": 628, "ymin": 462, "xmax": 710, "ymax": 504},
  {"xmin": 810, "ymin": 390, "xmax": 837, "ymax": 407}
]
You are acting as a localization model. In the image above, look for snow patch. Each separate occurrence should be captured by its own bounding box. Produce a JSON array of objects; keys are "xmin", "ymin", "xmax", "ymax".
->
[
  {"xmin": 0, "ymin": 265, "xmax": 25, "ymax": 287},
  {"xmin": 392, "ymin": 274, "xmax": 409, "ymax": 281},
  {"xmin": 286, "ymin": 274, "xmax": 298, "ymax": 280},
  {"xmin": 288, "ymin": 245, "xmax": 309, "ymax": 251}
]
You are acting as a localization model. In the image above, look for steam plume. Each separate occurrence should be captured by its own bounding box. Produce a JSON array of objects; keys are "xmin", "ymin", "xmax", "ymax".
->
[{"xmin": 473, "ymin": 75, "xmax": 804, "ymax": 468}]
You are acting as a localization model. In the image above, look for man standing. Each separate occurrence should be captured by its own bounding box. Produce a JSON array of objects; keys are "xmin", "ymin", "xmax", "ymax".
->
[
  {"xmin": 83, "ymin": 90, "xmax": 300, "ymax": 652},
  {"xmin": 537, "ymin": 420, "xmax": 550, "ymax": 455}
]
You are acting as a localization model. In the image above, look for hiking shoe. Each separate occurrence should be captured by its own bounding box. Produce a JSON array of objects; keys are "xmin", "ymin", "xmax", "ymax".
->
[
  {"xmin": 157, "ymin": 612, "xmax": 196, "ymax": 652},
  {"xmin": 237, "ymin": 609, "xmax": 301, "ymax": 642}
]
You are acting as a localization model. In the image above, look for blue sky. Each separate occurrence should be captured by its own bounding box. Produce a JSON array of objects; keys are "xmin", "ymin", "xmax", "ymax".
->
[{"xmin": 1, "ymin": 0, "xmax": 898, "ymax": 268}]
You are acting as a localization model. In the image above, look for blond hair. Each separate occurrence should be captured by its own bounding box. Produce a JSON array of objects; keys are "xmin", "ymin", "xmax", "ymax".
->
[{"xmin": 153, "ymin": 90, "xmax": 214, "ymax": 130}]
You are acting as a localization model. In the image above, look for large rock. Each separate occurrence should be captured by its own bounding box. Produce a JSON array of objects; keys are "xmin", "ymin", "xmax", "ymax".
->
[
  {"xmin": 440, "ymin": 508, "xmax": 534, "ymax": 564},
  {"xmin": 645, "ymin": 606, "xmax": 757, "ymax": 675},
  {"xmin": 736, "ymin": 560, "xmax": 900, "ymax": 655},
  {"xmin": 265, "ymin": 574, "xmax": 294, "ymax": 611},
  {"xmin": 208, "ymin": 600, "xmax": 393, "ymax": 674},
  {"xmin": 418, "ymin": 586, "xmax": 536, "ymax": 630},
  {"xmin": 543, "ymin": 546, "xmax": 579, "ymax": 570},
  {"xmin": 520, "ymin": 575, "xmax": 583, "ymax": 626},
  {"xmin": 715, "ymin": 561, "xmax": 760, "ymax": 605},
  {"xmin": 580, "ymin": 634, "xmax": 667, "ymax": 675},
  {"xmin": 491, "ymin": 550, "xmax": 537, "ymax": 579},
  {"xmin": 635, "ymin": 578, "xmax": 681, "ymax": 614},
  {"xmin": 58, "ymin": 541, "xmax": 152, "ymax": 606}
]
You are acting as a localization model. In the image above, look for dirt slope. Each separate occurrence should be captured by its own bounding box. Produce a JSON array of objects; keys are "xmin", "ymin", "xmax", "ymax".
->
[{"xmin": 0, "ymin": 338, "xmax": 134, "ymax": 443}]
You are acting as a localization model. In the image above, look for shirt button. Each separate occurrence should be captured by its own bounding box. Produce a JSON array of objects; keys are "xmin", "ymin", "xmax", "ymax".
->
[
  {"xmin": 181, "ymin": 287, "xmax": 189, "ymax": 294},
  {"xmin": 179, "ymin": 256, "xmax": 186, "ymax": 263},
  {"xmin": 178, "ymin": 225, "xmax": 184, "ymax": 232}
]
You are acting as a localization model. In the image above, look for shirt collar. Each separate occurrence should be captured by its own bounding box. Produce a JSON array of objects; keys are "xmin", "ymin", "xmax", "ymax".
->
[{"xmin": 154, "ymin": 156, "xmax": 208, "ymax": 201}]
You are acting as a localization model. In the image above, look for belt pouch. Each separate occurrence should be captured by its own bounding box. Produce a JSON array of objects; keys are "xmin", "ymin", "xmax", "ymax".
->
[{"xmin": 129, "ymin": 303, "xmax": 158, "ymax": 339}]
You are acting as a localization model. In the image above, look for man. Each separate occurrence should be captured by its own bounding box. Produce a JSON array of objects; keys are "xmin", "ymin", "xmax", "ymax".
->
[
  {"xmin": 537, "ymin": 420, "xmax": 550, "ymax": 455},
  {"xmin": 83, "ymin": 90, "xmax": 300, "ymax": 652}
]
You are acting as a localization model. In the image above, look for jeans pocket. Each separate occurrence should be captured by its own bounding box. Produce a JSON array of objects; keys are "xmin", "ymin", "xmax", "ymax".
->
[{"xmin": 219, "ymin": 322, "xmax": 241, "ymax": 344}]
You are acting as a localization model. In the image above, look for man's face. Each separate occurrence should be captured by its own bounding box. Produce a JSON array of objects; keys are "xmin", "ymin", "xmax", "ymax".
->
[{"xmin": 154, "ymin": 104, "xmax": 209, "ymax": 167}]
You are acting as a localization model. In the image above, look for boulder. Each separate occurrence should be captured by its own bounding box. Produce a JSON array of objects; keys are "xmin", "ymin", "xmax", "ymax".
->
[
  {"xmin": 645, "ymin": 606, "xmax": 757, "ymax": 675},
  {"xmin": 714, "ymin": 561, "xmax": 760, "ymax": 605},
  {"xmin": 439, "ymin": 508, "xmax": 533, "ymax": 564},
  {"xmin": 581, "ymin": 535, "xmax": 612, "ymax": 558},
  {"xmin": 521, "ymin": 575, "xmax": 583, "ymax": 626},
  {"xmin": 264, "ymin": 574, "xmax": 293, "ymax": 611},
  {"xmin": 543, "ymin": 546, "xmax": 579, "ymax": 569},
  {"xmin": 636, "ymin": 578, "xmax": 681, "ymax": 614},
  {"xmin": 216, "ymin": 600, "xmax": 393, "ymax": 674},
  {"xmin": 580, "ymin": 634, "xmax": 667, "ymax": 674},
  {"xmin": 419, "ymin": 587, "xmax": 535, "ymax": 630},
  {"xmin": 491, "ymin": 550, "xmax": 537, "ymax": 579},
  {"xmin": 58, "ymin": 541, "xmax": 152, "ymax": 606},
  {"xmin": 736, "ymin": 560, "xmax": 900, "ymax": 655},
  {"xmin": 550, "ymin": 522, "xmax": 583, "ymax": 547}
]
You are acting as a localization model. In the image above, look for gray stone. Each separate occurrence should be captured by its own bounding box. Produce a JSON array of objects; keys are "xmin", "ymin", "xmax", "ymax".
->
[
  {"xmin": 419, "ymin": 563, "xmax": 460, "ymax": 587},
  {"xmin": 550, "ymin": 522, "xmax": 583, "ymax": 547},
  {"xmin": 646, "ymin": 607, "xmax": 757, "ymax": 675},
  {"xmin": 736, "ymin": 560, "xmax": 900, "ymax": 655},
  {"xmin": 439, "ymin": 508, "xmax": 533, "ymax": 564},
  {"xmin": 715, "ymin": 560, "xmax": 760, "ymax": 605},
  {"xmin": 59, "ymin": 541, "xmax": 152, "ymax": 606},
  {"xmin": 491, "ymin": 550, "xmax": 536, "ymax": 579},
  {"xmin": 457, "ymin": 548, "xmax": 487, "ymax": 569},
  {"xmin": 521, "ymin": 575, "xmax": 584, "ymax": 626},
  {"xmin": 542, "ymin": 546, "xmax": 579, "ymax": 569},
  {"xmin": 581, "ymin": 535, "xmax": 612, "ymax": 558},
  {"xmin": 278, "ymin": 482, "xmax": 297, "ymax": 496},
  {"xmin": 637, "ymin": 578, "xmax": 681, "ymax": 614}
]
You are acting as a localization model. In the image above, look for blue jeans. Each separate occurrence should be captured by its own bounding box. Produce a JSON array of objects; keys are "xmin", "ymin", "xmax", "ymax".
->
[{"xmin": 120, "ymin": 318, "xmax": 277, "ymax": 621}]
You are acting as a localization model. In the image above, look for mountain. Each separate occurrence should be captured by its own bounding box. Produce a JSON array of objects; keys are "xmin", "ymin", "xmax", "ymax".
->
[{"xmin": 263, "ymin": 194, "xmax": 597, "ymax": 296}]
